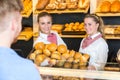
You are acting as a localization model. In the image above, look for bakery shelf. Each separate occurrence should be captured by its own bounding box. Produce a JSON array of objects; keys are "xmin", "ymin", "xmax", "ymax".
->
[
  {"xmin": 59, "ymin": 34, "xmax": 120, "ymax": 39},
  {"xmin": 34, "ymin": 6, "xmax": 89, "ymax": 14},
  {"xmin": 33, "ymin": 0, "xmax": 90, "ymax": 14}
]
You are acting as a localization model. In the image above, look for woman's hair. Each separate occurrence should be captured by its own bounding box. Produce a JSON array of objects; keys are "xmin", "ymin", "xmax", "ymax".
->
[
  {"xmin": 84, "ymin": 14, "xmax": 105, "ymax": 39},
  {"xmin": 37, "ymin": 12, "xmax": 52, "ymax": 23}
]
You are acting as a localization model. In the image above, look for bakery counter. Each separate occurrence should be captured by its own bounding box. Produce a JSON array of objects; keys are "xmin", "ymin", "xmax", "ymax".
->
[{"xmin": 39, "ymin": 66, "xmax": 120, "ymax": 80}]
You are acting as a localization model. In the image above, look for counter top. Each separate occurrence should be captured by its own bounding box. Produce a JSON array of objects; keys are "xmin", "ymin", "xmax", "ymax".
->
[{"xmin": 39, "ymin": 67, "xmax": 120, "ymax": 80}]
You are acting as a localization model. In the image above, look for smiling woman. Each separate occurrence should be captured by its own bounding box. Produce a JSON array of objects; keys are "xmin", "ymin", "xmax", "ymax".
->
[
  {"xmin": 33, "ymin": 12, "xmax": 66, "ymax": 46},
  {"xmin": 79, "ymin": 14, "xmax": 109, "ymax": 71}
]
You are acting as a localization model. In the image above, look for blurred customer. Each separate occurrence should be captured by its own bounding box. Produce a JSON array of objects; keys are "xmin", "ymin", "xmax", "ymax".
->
[{"xmin": 0, "ymin": 0, "xmax": 42, "ymax": 80}]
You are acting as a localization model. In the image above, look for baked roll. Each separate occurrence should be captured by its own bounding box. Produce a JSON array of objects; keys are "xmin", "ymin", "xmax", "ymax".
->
[
  {"xmin": 111, "ymin": 0, "xmax": 120, "ymax": 12},
  {"xmin": 100, "ymin": 1, "xmax": 111, "ymax": 12},
  {"xmin": 36, "ymin": 0, "xmax": 50, "ymax": 10}
]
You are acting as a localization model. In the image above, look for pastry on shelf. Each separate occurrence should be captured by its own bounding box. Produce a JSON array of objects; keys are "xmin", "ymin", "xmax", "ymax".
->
[
  {"xmin": 36, "ymin": 0, "xmax": 50, "ymax": 10},
  {"xmin": 57, "ymin": 3, "xmax": 67, "ymax": 10},
  {"xmin": 100, "ymin": 1, "xmax": 111, "ymax": 13},
  {"xmin": 78, "ymin": 0, "xmax": 90, "ymax": 9},
  {"xmin": 67, "ymin": 2, "xmax": 78, "ymax": 9},
  {"xmin": 111, "ymin": 0, "xmax": 120, "ymax": 13},
  {"xmin": 45, "ymin": 3, "xmax": 57, "ymax": 10}
]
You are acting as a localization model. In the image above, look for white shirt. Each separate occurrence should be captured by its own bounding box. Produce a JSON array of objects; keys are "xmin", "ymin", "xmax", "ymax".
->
[
  {"xmin": 79, "ymin": 32, "xmax": 108, "ymax": 70},
  {"xmin": 33, "ymin": 31, "xmax": 66, "ymax": 46}
]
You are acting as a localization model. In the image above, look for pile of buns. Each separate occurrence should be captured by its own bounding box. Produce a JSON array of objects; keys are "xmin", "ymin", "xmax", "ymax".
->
[
  {"xmin": 36, "ymin": 0, "xmax": 90, "ymax": 10},
  {"xmin": 64, "ymin": 22, "xmax": 85, "ymax": 31},
  {"xmin": 28, "ymin": 42, "xmax": 90, "ymax": 69},
  {"xmin": 98, "ymin": 0, "xmax": 120, "ymax": 13}
]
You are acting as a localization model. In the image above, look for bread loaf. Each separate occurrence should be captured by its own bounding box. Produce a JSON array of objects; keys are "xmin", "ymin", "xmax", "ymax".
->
[
  {"xmin": 111, "ymin": 0, "xmax": 120, "ymax": 12},
  {"xmin": 100, "ymin": 1, "xmax": 111, "ymax": 12},
  {"xmin": 78, "ymin": 0, "xmax": 89, "ymax": 8},
  {"xmin": 36, "ymin": 0, "xmax": 50, "ymax": 10}
]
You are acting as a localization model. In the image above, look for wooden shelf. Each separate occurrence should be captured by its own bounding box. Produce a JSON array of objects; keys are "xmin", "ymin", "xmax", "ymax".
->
[
  {"xmin": 34, "ymin": 5, "xmax": 89, "ymax": 14},
  {"xmin": 59, "ymin": 34, "xmax": 120, "ymax": 39},
  {"xmin": 96, "ymin": 13, "xmax": 120, "ymax": 17}
]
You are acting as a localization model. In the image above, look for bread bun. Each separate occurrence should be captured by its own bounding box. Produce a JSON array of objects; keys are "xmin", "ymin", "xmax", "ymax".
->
[
  {"xmin": 67, "ymin": 57, "xmax": 74, "ymax": 63},
  {"xmin": 67, "ymin": 2, "xmax": 78, "ymax": 9},
  {"xmin": 62, "ymin": 53, "xmax": 70, "ymax": 59},
  {"xmin": 43, "ymin": 49, "xmax": 51, "ymax": 56},
  {"xmin": 69, "ymin": 50, "xmax": 75, "ymax": 57},
  {"xmin": 34, "ymin": 49, "xmax": 42, "ymax": 55},
  {"xmin": 57, "ymin": 3, "xmax": 66, "ymax": 9},
  {"xmin": 35, "ymin": 54, "xmax": 46, "ymax": 66},
  {"xmin": 57, "ymin": 44, "xmax": 67, "ymax": 53},
  {"xmin": 29, "ymin": 53, "xmax": 36, "ymax": 61},
  {"xmin": 74, "ymin": 52, "xmax": 82, "ymax": 59},
  {"xmin": 78, "ymin": 0, "xmax": 89, "ymax": 8},
  {"xmin": 64, "ymin": 62, "xmax": 72, "ymax": 68},
  {"xmin": 34, "ymin": 42, "xmax": 45, "ymax": 50},
  {"xmin": 100, "ymin": 1, "xmax": 111, "ymax": 12},
  {"xmin": 56, "ymin": 60, "xmax": 65, "ymax": 67},
  {"xmin": 72, "ymin": 63, "xmax": 79, "ymax": 69},
  {"xmin": 47, "ymin": 43, "xmax": 57, "ymax": 52},
  {"xmin": 83, "ymin": 53, "xmax": 90, "ymax": 61},
  {"xmin": 111, "ymin": 0, "xmax": 120, "ymax": 12},
  {"xmin": 51, "ymin": 53, "xmax": 61, "ymax": 60},
  {"xmin": 49, "ymin": 59, "xmax": 57, "ymax": 65},
  {"xmin": 36, "ymin": 0, "xmax": 49, "ymax": 10},
  {"xmin": 74, "ymin": 58, "xmax": 80, "ymax": 63}
]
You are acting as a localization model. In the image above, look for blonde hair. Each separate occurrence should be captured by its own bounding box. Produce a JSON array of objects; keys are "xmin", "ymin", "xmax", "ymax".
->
[
  {"xmin": 84, "ymin": 14, "xmax": 105, "ymax": 39},
  {"xmin": 0, "ymin": 0, "xmax": 23, "ymax": 32}
]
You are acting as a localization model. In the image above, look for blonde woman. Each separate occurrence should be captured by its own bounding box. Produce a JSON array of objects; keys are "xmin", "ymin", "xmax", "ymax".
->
[{"xmin": 79, "ymin": 14, "xmax": 108, "ymax": 71}]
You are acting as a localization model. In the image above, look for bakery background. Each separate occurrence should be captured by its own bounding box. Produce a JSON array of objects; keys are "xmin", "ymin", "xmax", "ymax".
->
[{"xmin": 12, "ymin": 0, "xmax": 120, "ymax": 63}]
